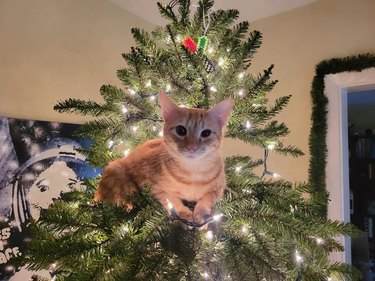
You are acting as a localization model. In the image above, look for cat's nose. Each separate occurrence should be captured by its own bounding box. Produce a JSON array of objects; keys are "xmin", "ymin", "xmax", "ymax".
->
[{"xmin": 186, "ymin": 144, "xmax": 199, "ymax": 152}]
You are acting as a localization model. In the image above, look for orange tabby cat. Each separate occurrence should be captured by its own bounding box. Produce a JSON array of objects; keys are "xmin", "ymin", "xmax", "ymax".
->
[{"xmin": 94, "ymin": 92, "xmax": 233, "ymax": 223}]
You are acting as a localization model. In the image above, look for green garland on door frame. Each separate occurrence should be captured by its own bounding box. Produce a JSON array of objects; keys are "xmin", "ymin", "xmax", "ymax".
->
[{"xmin": 309, "ymin": 53, "xmax": 375, "ymax": 216}]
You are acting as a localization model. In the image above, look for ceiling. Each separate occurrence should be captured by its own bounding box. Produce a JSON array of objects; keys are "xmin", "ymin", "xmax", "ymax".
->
[{"xmin": 108, "ymin": 0, "xmax": 318, "ymax": 26}]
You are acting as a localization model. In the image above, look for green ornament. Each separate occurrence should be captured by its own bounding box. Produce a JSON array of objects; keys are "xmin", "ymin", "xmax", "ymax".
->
[{"xmin": 198, "ymin": 35, "xmax": 208, "ymax": 52}]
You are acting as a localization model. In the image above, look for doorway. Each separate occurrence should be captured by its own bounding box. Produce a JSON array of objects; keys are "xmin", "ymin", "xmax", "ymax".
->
[
  {"xmin": 324, "ymin": 67, "xmax": 375, "ymax": 264},
  {"xmin": 347, "ymin": 90, "xmax": 375, "ymax": 279}
]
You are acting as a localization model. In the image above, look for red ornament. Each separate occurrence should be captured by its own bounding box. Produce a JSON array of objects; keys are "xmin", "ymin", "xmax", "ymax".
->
[{"xmin": 183, "ymin": 37, "xmax": 197, "ymax": 54}]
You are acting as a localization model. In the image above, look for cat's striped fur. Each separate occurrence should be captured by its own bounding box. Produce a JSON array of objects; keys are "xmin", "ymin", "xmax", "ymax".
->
[{"xmin": 94, "ymin": 92, "xmax": 233, "ymax": 223}]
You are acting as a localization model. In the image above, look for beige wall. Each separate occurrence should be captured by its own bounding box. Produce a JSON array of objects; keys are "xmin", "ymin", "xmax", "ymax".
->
[
  {"xmin": 1, "ymin": 0, "xmax": 375, "ymax": 182},
  {"xmin": 0, "ymin": 0, "xmax": 154, "ymax": 123},
  {"xmin": 223, "ymin": 0, "xmax": 375, "ymax": 182}
]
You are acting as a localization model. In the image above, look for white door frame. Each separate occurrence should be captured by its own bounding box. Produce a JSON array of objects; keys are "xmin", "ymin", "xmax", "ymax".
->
[{"xmin": 325, "ymin": 67, "xmax": 375, "ymax": 263}]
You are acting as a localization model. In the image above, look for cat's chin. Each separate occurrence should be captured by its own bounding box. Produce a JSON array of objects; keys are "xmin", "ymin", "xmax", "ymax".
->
[
  {"xmin": 180, "ymin": 151, "xmax": 206, "ymax": 160},
  {"xmin": 184, "ymin": 154, "xmax": 199, "ymax": 159}
]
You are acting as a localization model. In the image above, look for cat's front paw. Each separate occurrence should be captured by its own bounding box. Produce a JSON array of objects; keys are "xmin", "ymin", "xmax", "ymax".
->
[
  {"xmin": 193, "ymin": 206, "xmax": 211, "ymax": 225},
  {"xmin": 175, "ymin": 207, "xmax": 193, "ymax": 223}
]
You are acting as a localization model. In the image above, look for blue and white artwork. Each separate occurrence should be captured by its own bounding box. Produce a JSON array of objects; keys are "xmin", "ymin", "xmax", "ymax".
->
[{"xmin": 0, "ymin": 117, "xmax": 99, "ymax": 281}]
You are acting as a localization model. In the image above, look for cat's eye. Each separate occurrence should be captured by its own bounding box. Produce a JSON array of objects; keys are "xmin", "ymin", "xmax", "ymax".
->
[
  {"xmin": 176, "ymin": 125, "xmax": 187, "ymax": 136},
  {"xmin": 201, "ymin": 129, "xmax": 211, "ymax": 138}
]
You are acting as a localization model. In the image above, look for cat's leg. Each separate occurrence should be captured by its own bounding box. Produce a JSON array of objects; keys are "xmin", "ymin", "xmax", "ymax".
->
[
  {"xmin": 154, "ymin": 190, "xmax": 193, "ymax": 222},
  {"xmin": 94, "ymin": 162, "xmax": 139, "ymax": 210},
  {"xmin": 193, "ymin": 188, "xmax": 224, "ymax": 224},
  {"xmin": 170, "ymin": 197, "xmax": 194, "ymax": 222}
]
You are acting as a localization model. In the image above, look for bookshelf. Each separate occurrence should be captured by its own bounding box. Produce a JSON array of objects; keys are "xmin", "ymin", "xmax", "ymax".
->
[{"xmin": 349, "ymin": 135, "xmax": 375, "ymax": 263}]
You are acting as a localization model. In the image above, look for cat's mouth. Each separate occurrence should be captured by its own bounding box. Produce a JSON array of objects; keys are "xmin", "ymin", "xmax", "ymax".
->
[
  {"xmin": 186, "ymin": 153, "xmax": 197, "ymax": 159},
  {"xmin": 181, "ymin": 149, "xmax": 205, "ymax": 159}
]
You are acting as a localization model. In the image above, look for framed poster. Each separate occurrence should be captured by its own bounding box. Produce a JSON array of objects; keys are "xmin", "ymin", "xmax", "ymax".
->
[{"xmin": 0, "ymin": 117, "xmax": 99, "ymax": 281}]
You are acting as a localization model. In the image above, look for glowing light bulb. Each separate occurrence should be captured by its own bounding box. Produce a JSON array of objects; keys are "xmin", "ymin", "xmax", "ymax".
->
[
  {"xmin": 316, "ymin": 237, "xmax": 324, "ymax": 245},
  {"xmin": 150, "ymin": 95, "xmax": 156, "ymax": 101},
  {"xmin": 241, "ymin": 226, "xmax": 248, "ymax": 234},
  {"xmin": 132, "ymin": 126, "xmax": 138, "ymax": 132},
  {"xmin": 238, "ymin": 72, "xmax": 245, "ymax": 79},
  {"xmin": 121, "ymin": 105, "xmax": 128, "ymax": 113},
  {"xmin": 267, "ymin": 143, "xmax": 276, "ymax": 150},
  {"xmin": 207, "ymin": 46, "xmax": 214, "ymax": 54},
  {"xmin": 235, "ymin": 166, "xmax": 242, "ymax": 173},
  {"xmin": 206, "ymin": 230, "xmax": 213, "ymax": 240},
  {"xmin": 246, "ymin": 120, "xmax": 251, "ymax": 129},
  {"xmin": 295, "ymin": 250, "xmax": 303, "ymax": 264},
  {"xmin": 108, "ymin": 140, "xmax": 114, "ymax": 148},
  {"xmin": 290, "ymin": 205, "xmax": 295, "ymax": 213},
  {"xmin": 218, "ymin": 57, "xmax": 225, "ymax": 66},
  {"xmin": 166, "ymin": 199, "xmax": 173, "ymax": 210},
  {"xmin": 202, "ymin": 272, "xmax": 209, "ymax": 279},
  {"xmin": 158, "ymin": 131, "xmax": 164, "ymax": 137},
  {"xmin": 129, "ymin": 88, "xmax": 136, "ymax": 95},
  {"xmin": 272, "ymin": 173, "xmax": 280, "ymax": 178},
  {"xmin": 124, "ymin": 149, "xmax": 130, "ymax": 157},
  {"xmin": 213, "ymin": 214, "xmax": 223, "ymax": 221},
  {"xmin": 166, "ymin": 83, "xmax": 172, "ymax": 92},
  {"xmin": 210, "ymin": 86, "xmax": 217, "ymax": 92},
  {"xmin": 238, "ymin": 89, "xmax": 244, "ymax": 96},
  {"xmin": 122, "ymin": 225, "xmax": 129, "ymax": 232}
]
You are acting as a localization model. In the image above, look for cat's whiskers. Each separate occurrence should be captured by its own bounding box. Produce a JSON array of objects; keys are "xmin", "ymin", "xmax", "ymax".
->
[
  {"xmin": 151, "ymin": 151, "xmax": 173, "ymax": 166},
  {"xmin": 94, "ymin": 92, "xmax": 233, "ymax": 226}
]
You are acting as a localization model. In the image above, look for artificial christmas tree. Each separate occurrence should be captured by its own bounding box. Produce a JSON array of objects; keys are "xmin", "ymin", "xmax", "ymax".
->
[{"xmin": 16, "ymin": 0, "xmax": 361, "ymax": 280}]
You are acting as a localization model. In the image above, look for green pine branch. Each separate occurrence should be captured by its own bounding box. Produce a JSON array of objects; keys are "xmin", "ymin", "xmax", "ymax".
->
[
  {"xmin": 178, "ymin": 0, "xmax": 191, "ymax": 25},
  {"xmin": 209, "ymin": 9, "xmax": 240, "ymax": 36},
  {"xmin": 53, "ymin": 98, "xmax": 113, "ymax": 117},
  {"xmin": 25, "ymin": 1, "xmax": 363, "ymax": 280},
  {"xmin": 157, "ymin": 2, "xmax": 179, "ymax": 24}
]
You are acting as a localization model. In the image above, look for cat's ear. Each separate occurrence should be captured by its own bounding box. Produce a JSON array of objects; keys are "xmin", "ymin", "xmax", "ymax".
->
[
  {"xmin": 159, "ymin": 92, "xmax": 180, "ymax": 123},
  {"xmin": 208, "ymin": 98, "xmax": 233, "ymax": 128}
]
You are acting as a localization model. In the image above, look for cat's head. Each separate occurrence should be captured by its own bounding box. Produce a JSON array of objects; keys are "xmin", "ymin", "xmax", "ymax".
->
[{"xmin": 159, "ymin": 92, "xmax": 233, "ymax": 160}]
